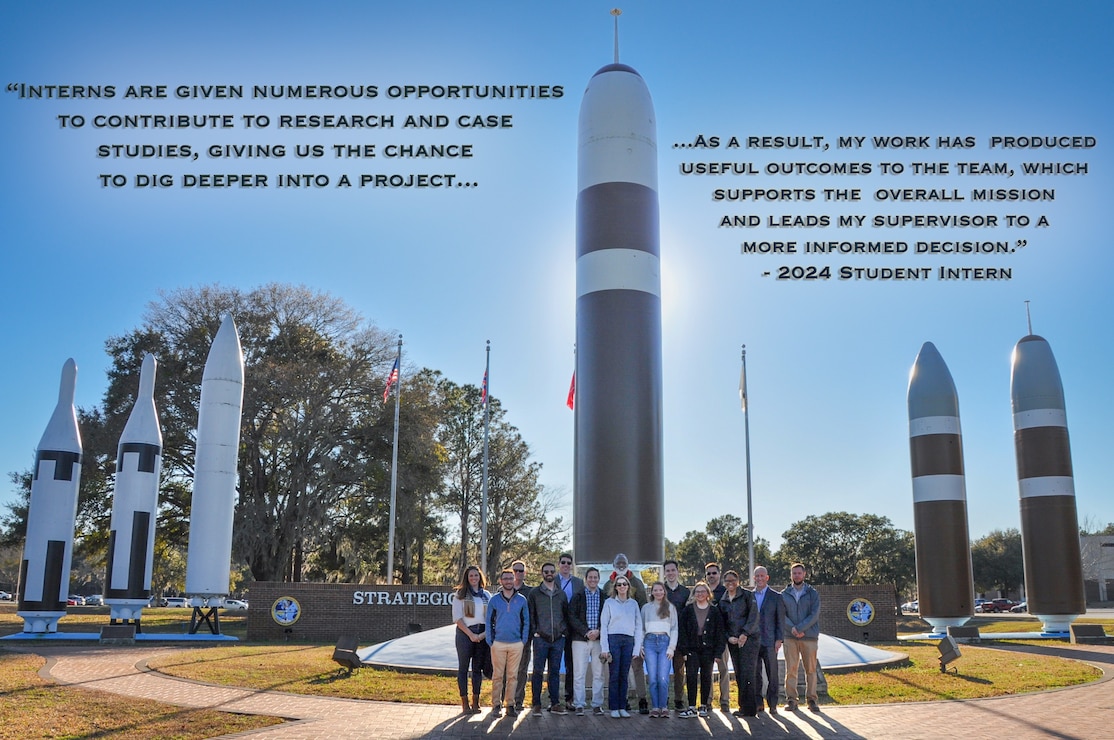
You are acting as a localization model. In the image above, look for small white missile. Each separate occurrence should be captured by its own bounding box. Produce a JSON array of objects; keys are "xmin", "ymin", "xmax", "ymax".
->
[
  {"xmin": 105, "ymin": 353, "xmax": 162, "ymax": 623},
  {"xmin": 185, "ymin": 315, "xmax": 245, "ymax": 603},
  {"xmin": 17, "ymin": 359, "xmax": 82, "ymax": 633}
]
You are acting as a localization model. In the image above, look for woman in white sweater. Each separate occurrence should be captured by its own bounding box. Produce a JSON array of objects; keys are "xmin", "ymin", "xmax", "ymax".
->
[
  {"xmin": 641, "ymin": 581, "xmax": 679, "ymax": 718},
  {"xmin": 452, "ymin": 565, "xmax": 491, "ymax": 714},
  {"xmin": 598, "ymin": 576, "xmax": 643, "ymax": 718}
]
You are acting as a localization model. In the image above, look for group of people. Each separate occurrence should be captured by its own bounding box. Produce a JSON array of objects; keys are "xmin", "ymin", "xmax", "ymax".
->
[{"xmin": 452, "ymin": 553, "xmax": 822, "ymax": 720}]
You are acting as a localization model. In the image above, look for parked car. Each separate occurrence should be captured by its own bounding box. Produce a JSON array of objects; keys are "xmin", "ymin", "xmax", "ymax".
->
[
  {"xmin": 67, "ymin": 594, "xmax": 85, "ymax": 606},
  {"xmin": 974, "ymin": 598, "xmax": 988, "ymax": 612},
  {"xmin": 901, "ymin": 600, "xmax": 919, "ymax": 613},
  {"xmin": 1010, "ymin": 601, "xmax": 1028, "ymax": 613},
  {"xmin": 221, "ymin": 599, "xmax": 249, "ymax": 611},
  {"xmin": 84, "ymin": 594, "xmax": 104, "ymax": 606},
  {"xmin": 981, "ymin": 598, "xmax": 1016, "ymax": 613},
  {"xmin": 163, "ymin": 597, "xmax": 191, "ymax": 608},
  {"xmin": 0, "ymin": 590, "xmax": 12, "ymax": 601}
]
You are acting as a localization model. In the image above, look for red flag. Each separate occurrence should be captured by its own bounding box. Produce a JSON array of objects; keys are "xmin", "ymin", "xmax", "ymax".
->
[
  {"xmin": 480, "ymin": 367, "xmax": 489, "ymax": 407},
  {"xmin": 566, "ymin": 372, "xmax": 575, "ymax": 410}
]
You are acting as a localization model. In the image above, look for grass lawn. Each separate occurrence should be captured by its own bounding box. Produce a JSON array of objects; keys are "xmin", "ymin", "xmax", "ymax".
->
[
  {"xmin": 145, "ymin": 638, "xmax": 1102, "ymax": 708},
  {"xmin": 0, "ymin": 602, "xmax": 1106, "ymax": 740},
  {"xmin": 0, "ymin": 651, "xmax": 282, "ymax": 740}
]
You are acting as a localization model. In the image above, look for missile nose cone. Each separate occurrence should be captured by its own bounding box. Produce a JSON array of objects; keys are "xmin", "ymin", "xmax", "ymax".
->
[
  {"xmin": 121, "ymin": 352, "xmax": 162, "ymax": 445},
  {"xmin": 40, "ymin": 359, "xmax": 81, "ymax": 453},
  {"xmin": 203, "ymin": 314, "xmax": 245, "ymax": 382},
  {"xmin": 58, "ymin": 358, "xmax": 77, "ymax": 406},
  {"xmin": 138, "ymin": 353, "xmax": 157, "ymax": 401},
  {"xmin": 908, "ymin": 342, "xmax": 958, "ymax": 418},
  {"xmin": 1011, "ymin": 335, "xmax": 1065, "ymax": 412},
  {"xmin": 578, "ymin": 63, "xmax": 657, "ymax": 193}
]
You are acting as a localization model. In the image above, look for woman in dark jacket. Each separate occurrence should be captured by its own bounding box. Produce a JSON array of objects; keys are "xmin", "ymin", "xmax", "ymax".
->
[{"xmin": 677, "ymin": 581, "xmax": 727, "ymax": 718}]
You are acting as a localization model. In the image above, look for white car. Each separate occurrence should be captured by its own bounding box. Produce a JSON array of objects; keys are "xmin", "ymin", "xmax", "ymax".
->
[
  {"xmin": 221, "ymin": 599, "xmax": 249, "ymax": 611},
  {"xmin": 163, "ymin": 597, "xmax": 191, "ymax": 608}
]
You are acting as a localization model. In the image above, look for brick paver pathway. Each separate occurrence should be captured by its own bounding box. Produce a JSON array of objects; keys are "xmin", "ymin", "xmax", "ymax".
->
[{"xmin": 21, "ymin": 641, "xmax": 1114, "ymax": 739}]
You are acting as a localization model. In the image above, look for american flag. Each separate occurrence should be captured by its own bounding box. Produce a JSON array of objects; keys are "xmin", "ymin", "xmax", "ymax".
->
[
  {"xmin": 480, "ymin": 367, "xmax": 489, "ymax": 407},
  {"xmin": 566, "ymin": 372, "xmax": 575, "ymax": 410},
  {"xmin": 383, "ymin": 357, "xmax": 399, "ymax": 403}
]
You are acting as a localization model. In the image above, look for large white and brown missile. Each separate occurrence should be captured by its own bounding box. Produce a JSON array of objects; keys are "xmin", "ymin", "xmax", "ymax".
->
[
  {"xmin": 17, "ymin": 359, "xmax": 82, "ymax": 633},
  {"xmin": 907, "ymin": 342, "xmax": 974, "ymax": 630},
  {"xmin": 573, "ymin": 36, "xmax": 664, "ymax": 568},
  {"xmin": 185, "ymin": 315, "xmax": 244, "ymax": 603},
  {"xmin": 1011, "ymin": 334, "xmax": 1085, "ymax": 632},
  {"xmin": 105, "ymin": 353, "xmax": 162, "ymax": 624}
]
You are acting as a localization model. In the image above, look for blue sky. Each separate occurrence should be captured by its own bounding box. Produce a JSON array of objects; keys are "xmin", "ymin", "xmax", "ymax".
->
[{"xmin": 2, "ymin": 1, "xmax": 1111, "ymax": 553}]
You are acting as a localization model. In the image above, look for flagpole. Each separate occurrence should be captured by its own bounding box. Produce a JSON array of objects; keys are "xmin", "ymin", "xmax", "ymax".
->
[
  {"xmin": 741, "ymin": 344, "xmax": 755, "ymax": 586},
  {"xmin": 386, "ymin": 335, "xmax": 402, "ymax": 584},
  {"xmin": 480, "ymin": 340, "xmax": 491, "ymax": 580}
]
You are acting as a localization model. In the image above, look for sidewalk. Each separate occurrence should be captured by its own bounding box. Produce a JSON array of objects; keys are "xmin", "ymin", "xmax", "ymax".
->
[{"xmin": 24, "ymin": 642, "xmax": 1114, "ymax": 739}]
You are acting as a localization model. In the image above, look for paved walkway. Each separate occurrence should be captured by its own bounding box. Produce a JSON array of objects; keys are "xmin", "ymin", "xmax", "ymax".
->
[{"xmin": 19, "ymin": 642, "xmax": 1114, "ymax": 739}]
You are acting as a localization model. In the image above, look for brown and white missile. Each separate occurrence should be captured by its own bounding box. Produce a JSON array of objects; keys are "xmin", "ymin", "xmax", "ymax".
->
[
  {"xmin": 907, "ymin": 342, "xmax": 974, "ymax": 631},
  {"xmin": 1011, "ymin": 334, "xmax": 1085, "ymax": 633},
  {"xmin": 573, "ymin": 48, "xmax": 664, "ymax": 571}
]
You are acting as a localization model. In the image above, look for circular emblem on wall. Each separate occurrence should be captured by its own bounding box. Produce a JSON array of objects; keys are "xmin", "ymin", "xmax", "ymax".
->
[
  {"xmin": 846, "ymin": 598, "xmax": 875, "ymax": 626},
  {"xmin": 271, "ymin": 596, "xmax": 301, "ymax": 626}
]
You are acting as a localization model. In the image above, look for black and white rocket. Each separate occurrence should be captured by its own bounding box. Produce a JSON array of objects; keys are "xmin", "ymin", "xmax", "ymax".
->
[
  {"xmin": 573, "ymin": 16, "xmax": 664, "ymax": 569},
  {"xmin": 1010, "ymin": 333, "xmax": 1085, "ymax": 632},
  {"xmin": 105, "ymin": 353, "xmax": 162, "ymax": 623},
  {"xmin": 17, "ymin": 359, "xmax": 82, "ymax": 633},
  {"xmin": 185, "ymin": 315, "xmax": 245, "ymax": 603},
  {"xmin": 907, "ymin": 342, "xmax": 974, "ymax": 630}
]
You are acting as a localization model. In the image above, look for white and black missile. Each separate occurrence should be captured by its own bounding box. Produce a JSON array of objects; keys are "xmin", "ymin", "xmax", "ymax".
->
[
  {"xmin": 17, "ymin": 359, "xmax": 82, "ymax": 633},
  {"xmin": 907, "ymin": 342, "xmax": 974, "ymax": 630},
  {"xmin": 185, "ymin": 315, "xmax": 244, "ymax": 603},
  {"xmin": 573, "ymin": 22, "xmax": 664, "ymax": 569},
  {"xmin": 105, "ymin": 353, "xmax": 162, "ymax": 624},
  {"xmin": 1011, "ymin": 334, "xmax": 1085, "ymax": 632}
]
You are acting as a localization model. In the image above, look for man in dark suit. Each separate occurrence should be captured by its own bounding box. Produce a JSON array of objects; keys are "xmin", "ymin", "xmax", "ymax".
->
[
  {"xmin": 751, "ymin": 565, "xmax": 784, "ymax": 714},
  {"xmin": 557, "ymin": 552, "xmax": 585, "ymax": 709}
]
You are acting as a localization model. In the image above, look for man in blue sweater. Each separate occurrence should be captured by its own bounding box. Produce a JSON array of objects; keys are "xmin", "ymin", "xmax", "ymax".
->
[
  {"xmin": 780, "ymin": 563, "xmax": 821, "ymax": 713},
  {"xmin": 487, "ymin": 569, "xmax": 530, "ymax": 717}
]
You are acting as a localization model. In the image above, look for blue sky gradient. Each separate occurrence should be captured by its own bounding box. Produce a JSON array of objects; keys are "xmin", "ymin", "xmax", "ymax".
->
[{"xmin": 2, "ymin": 1, "xmax": 1111, "ymax": 552}]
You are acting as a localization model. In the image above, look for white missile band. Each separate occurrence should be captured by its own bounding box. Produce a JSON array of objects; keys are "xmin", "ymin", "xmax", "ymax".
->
[
  {"xmin": 909, "ymin": 416, "xmax": 961, "ymax": 437},
  {"xmin": 912, "ymin": 475, "xmax": 968, "ymax": 503},
  {"xmin": 1019, "ymin": 476, "xmax": 1076, "ymax": 498},
  {"xmin": 1013, "ymin": 408, "xmax": 1068, "ymax": 430},
  {"xmin": 576, "ymin": 249, "xmax": 661, "ymax": 297}
]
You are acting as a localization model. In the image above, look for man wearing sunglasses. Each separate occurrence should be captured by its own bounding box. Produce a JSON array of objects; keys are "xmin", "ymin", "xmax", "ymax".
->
[{"xmin": 557, "ymin": 553, "xmax": 584, "ymax": 710}]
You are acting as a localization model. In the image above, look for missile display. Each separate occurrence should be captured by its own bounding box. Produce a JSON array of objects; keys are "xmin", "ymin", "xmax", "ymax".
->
[
  {"xmin": 185, "ymin": 315, "xmax": 245, "ymax": 602},
  {"xmin": 573, "ymin": 45, "xmax": 664, "ymax": 568},
  {"xmin": 907, "ymin": 342, "xmax": 974, "ymax": 630},
  {"xmin": 17, "ymin": 359, "xmax": 82, "ymax": 633},
  {"xmin": 105, "ymin": 353, "xmax": 162, "ymax": 624},
  {"xmin": 1010, "ymin": 334, "xmax": 1085, "ymax": 632}
]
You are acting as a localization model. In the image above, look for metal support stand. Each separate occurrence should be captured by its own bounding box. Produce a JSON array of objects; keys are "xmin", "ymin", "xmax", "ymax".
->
[{"xmin": 189, "ymin": 606, "xmax": 221, "ymax": 635}]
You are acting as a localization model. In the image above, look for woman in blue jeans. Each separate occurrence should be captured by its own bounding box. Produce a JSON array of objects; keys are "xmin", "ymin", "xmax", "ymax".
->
[
  {"xmin": 640, "ymin": 581, "xmax": 679, "ymax": 717},
  {"xmin": 598, "ymin": 577, "xmax": 644, "ymax": 718}
]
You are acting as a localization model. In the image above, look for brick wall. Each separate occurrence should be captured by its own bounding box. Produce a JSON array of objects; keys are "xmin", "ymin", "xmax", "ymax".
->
[
  {"xmin": 246, "ymin": 582, "xmax": 455, "ymax": 643},
  {"xmin": 243, "ymin": 581, "xmax": 895, "ymax": 644},
  {"xmin": 814, "ymin": 585, "xmax": 897, "ymax": 642}
]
